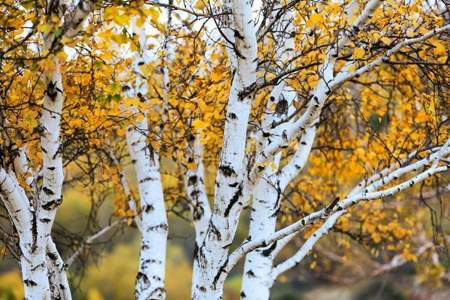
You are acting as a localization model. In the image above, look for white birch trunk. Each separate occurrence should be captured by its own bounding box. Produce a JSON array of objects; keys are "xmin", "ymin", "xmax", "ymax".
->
[
  {"xmin": 240, "ymin": 167, "xmax": 279, "ymax": 300},
  {"xmin": 191, "ymin": 0, "xmax": 257, "ymax": 298},
  {"xmin": 46, "ymin": 238, "xmax": 72, "ymax": 300},
  {"xmin": 241, "ymin": 124, "xmax": 316, "ymax": 300},
  {"xmin": 37, "ymin": 59, "xmax": 69, "ymax": 300},
  {"xmin": 0, "ymin": 56, "xmax": 71, "ymax": 300},
  {"xmin": 123, "ymin": 19, "xmax": 169, "ymax": 298},
  {"xmin": 0, "ymin": 168, "xmax": 51, "ymax": 299},
  {"xmin": 126, "ymin": 119, "xmax": 168, "ymax": 299},
  {"xmin": 0, "ymin": 2, "xmax": 94, "ymax": 298}
]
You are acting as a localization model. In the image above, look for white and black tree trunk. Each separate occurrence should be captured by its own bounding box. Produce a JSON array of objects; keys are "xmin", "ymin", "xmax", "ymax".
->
[
  {"xmin": 190, "ymin": 0, "xmax": 258, "ymax": 298},
  {"xmin": 186, "ymin": 1, "xmax": 450, "ymax": 299},
  {"xmin": 0, "ymin": 1, "xmax": 94, "ymax": 298},
  {"xmin": 120, "ymin": 16, "xmax": 172, "ymax": 299}
]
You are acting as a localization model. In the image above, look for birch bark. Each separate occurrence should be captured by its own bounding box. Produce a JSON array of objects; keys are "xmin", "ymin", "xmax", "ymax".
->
[
  {"xmin": 122, "ymin": 18, "xmax": 170, "ymax": 299},
  {"xmin": 0, "ymin": 1, "xmax": 93, "ymax": 297},
  {"xmin": 127, "ymin": 121, "xmax": 168, "ymax": 299},
  {"xmin": 190, "ymin": 0, "xmax": 258, "ymax": 298},
  {"xmin": 0, "ymin": 169, "xmax": 51, "ymax": 299}
]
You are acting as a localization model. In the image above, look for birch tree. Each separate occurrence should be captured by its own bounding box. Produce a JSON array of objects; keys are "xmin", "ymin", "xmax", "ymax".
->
[
  {"xmin": 1, "ymin": 0, "xmax": 450, "ymax": 299},
  {"xmin": 120, "ymin": 15, "xmax": 172, "ymax": 299},
  {"xmin": 0, "ymin": 0, "xmax": 95, "ymax": 298},
  {"xmin": 180, "ymin": 0, "xmax": 449, "ymax": 299}
]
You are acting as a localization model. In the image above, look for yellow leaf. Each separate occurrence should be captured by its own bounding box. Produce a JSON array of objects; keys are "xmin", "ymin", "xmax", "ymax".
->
[
  {"xmin": 194, "ymin": 0, "xmax": 206, "ymax": 10},
  {"xmin": 97, "ymin": 29, "xmax": 112, "ymax": 40},
  {"xmin": 401, "ymin": 248, "xmax": 417, "ymax": 262},
  {"xmin": 140, "ymin": 64, "xmax": 153, "ymax": 76},
  {"xmin": 369, "ymin": 31, "xmax": 381, "ymax": 41},
  {"xmin": 116, "ymin": 128, "xmax": 125, "ymax": 137},
  {"xmin": 145, "ymin": 7, "xmax": 160, "ymax": 23},
  {"xmin": 431, "ymin": 40, "xmax": 446, "ymax": 57},
  {"xmin": 307, "ymin": 13, "xmax": 323, "ymax": 28},
  {"xmin": 135, "ymin": 16, "xmax": 146, "ymax": 28},
  {"xmin": 103, "ymin": 7, "xmax": 118, "ymax": 21},
  {"xmin": 70, "ymin": 119, "xmax": 84, "ymax": 128},
  {"xmin": 192, "ymin": 119, "xmax": 208, "ymax": 129},
  {"xmin": 353, "ymin": 47, "xmax": 365, "ymax": 59},
  {"xmin": 113, "ymin": 14, "xmax": 130, "ymax": 26},
  {"xmin": 437, "ymin": 55, "xmax": 447, "ymax": 63},
  {"xmin": 187, "ymin": 162, "xmax": 197, "ymax": 171},
  {"xmin": 371, "ymin": 232, "xmax": 381, "ymax": 243},
  {"xmin": 393, "ymin": 227, "xmax": 406, "ymax": 239},
  {"xmin": 111, "ymin": 33, "xmax": 128, "ymax": 45},
  {"xmin": 381, "ymin": 37, "xmax": 391, "ymax": 45},
  {"xmin": 415, "ymin": 111, "xmax": 428, "ymax": 123},
  {"xmin": 37, "ymin": 23, "xmax": 52, "ymax": 35},
  {"xmin": 124, "ymin": 98, "xmax": 140, "ymax": 107},
  {"xmin": 102, "ymin": 51, "xmax": 114, "ymax": 60},
  {"xmin": 106, "ymin": 83, "xmax": 122, "ymax": 95},
  {"xmin": 56, "ymin": 51, "xmax": 68, "ymax": 62},
  {"xmin": 211, "ymin": 69, "xmax": 222, "ymax": 82}
]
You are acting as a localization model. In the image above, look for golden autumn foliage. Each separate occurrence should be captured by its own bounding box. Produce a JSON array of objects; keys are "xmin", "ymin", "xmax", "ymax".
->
[{"xmin": 0, "ymin": 0, "xmax": 449, "ymax": 298}]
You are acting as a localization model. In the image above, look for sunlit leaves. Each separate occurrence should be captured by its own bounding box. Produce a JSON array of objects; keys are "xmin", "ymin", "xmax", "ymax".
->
[
  {"xmin": 194, "ymin": 0, "xmax": 207, "ymax": 10},
  {"xmin": 306, "ymin": 13, "xmax": 324, "ymax": 28},
  {"xmin": 113, "ymin": 14, "xmax": 130, "ymax": 26},
  {"xmin": 352, "ymin": 47, "xmax": 365, "ymax": 60}
]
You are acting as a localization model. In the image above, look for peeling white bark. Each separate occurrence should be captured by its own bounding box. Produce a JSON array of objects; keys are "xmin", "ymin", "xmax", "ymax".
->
[
  {"xmin": 0, "ymin": 2, "xmax": 94, "ymax": 296},
  {"xmin": 39, "ymin": 59, "xmax": 64, "ymax": 244},
  {"xmin": 240, "ymin": 155, "xmax": 280, "ymax": 300},
  {"xmin": 46, "ymin": 238, "xmax": 72, "ymax": 300},
  {"xmin": 185, "ymin": 132, "xmax": 212, "ymax": 241},
  {"xmin": 125, "ymin": 81, "xmax": 168, "ymax": 300},
  {"xmin": 191, "ymin": 0, "xmax": 258, "ymax": 298},
  {"xmin": 241, "ymin": 2, "xmax": 313, "ymax": 296},
  {"xmin": 121, "ymin": 19, "xmax": 169, "ymax": 300},
  {"xmin": 240, "ymin": 125, "xmax": 316, "ymax": 300},
  {"xmin": 185, "ymin": 132, "xmax": 213, "ymax": 298},
  {"xmin": 127, "ymin": 121, "xmax": 168, "ymax": 299},
  {"xmin": 0, "ymin": 168, "xmax": 51, "ymax": 299}
]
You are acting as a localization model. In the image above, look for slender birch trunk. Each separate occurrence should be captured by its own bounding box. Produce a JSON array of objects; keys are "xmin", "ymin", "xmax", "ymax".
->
[
  {"xmin": 0, "ymin": 70, "xmax": 71, "ymax": 299},
  {"xmin": 0, "ymin": 1, "xmax": 93, "ymax": 296},
  {"xmin": 126, "ymin": 108, "xmax": 168, "ymax": 298},
  {"xmin": 190, "ymin": 0, "xmax": 258, "ymax": 298},
  {"xmin": 122, "ymin": 17, "xmax": 170, "ymax": 299},
  {"xmin": 124, "ymin": 78, "xmax": 168, "ymax": 300},
  {"xmin": 0, "ymin": 168, "xmax": 51, "ymax": 299},
  {"xmin": 184, "ymin": 132, "xmax": 213, "ymax": 296},
  {"xmin": 240, "ymin": 169, "xmax": 279, "ymax": 300},
  {"xmin": 46, "ymin": 238, "xmax": 72, "ymax": 299}
]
